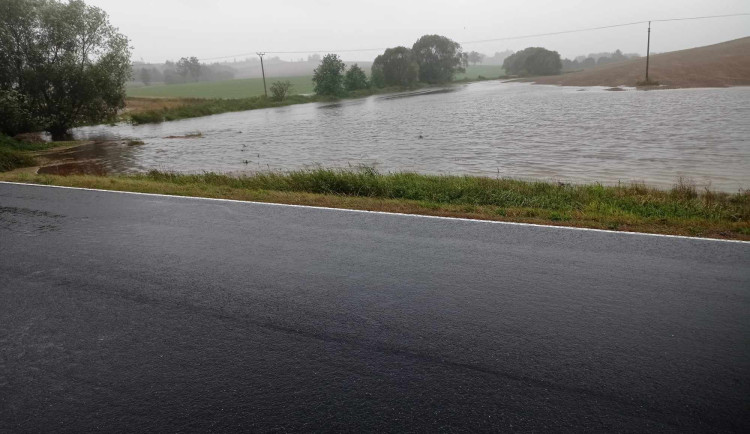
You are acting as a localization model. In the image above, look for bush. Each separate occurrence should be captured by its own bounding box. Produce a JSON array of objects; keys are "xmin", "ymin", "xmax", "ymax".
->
[
  {"xmin": 270, "ymin": 80, "xmax": 293, "ymax": 101},
  {"xmin": 344, "ymin": 64, "xmax": 369, "ymax": 92},
  {"xmin": 503, "ymin": 47, "xmax": 562, "ymax": 76}
]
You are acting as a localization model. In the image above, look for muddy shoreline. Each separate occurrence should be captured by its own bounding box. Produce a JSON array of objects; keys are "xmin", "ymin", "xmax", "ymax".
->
[{"xmin": 17, "ymin": 140, "xmax": 141, "ymax": 176}]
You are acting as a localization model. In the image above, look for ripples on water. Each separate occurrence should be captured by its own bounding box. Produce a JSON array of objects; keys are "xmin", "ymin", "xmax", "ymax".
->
[{"xmin": 72, "ymin": 82, "xmax": 750, "ymax": 191}]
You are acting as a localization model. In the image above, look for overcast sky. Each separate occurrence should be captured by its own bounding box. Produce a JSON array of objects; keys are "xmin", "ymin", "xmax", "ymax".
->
[{"xmin": 85, "ymin": 0, "xmax": 750, "ymax": 63}]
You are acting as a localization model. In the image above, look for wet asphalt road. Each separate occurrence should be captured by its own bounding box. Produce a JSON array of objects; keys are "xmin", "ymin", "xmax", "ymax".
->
[{"xmin": 1, "ymin": 182, "xmax": 749, "ymax": 433}]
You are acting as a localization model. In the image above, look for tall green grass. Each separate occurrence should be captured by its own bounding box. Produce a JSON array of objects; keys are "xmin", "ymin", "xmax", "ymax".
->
[
  {"xmin": 139, "ymin": 168, "xmax": 748, "ymax": 223},
  {"xmin": 1, "ymin": 135, "xmax": 52, "ymax": 171},
  {"xmin": 0, "ymin": 134, "xmax": 76, "ymax": 172}
]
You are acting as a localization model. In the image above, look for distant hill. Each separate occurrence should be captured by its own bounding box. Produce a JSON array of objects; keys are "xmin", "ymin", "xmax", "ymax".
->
[{"xmin": 533, "ymin": 37, "xmax": 750, "ymax": 88}]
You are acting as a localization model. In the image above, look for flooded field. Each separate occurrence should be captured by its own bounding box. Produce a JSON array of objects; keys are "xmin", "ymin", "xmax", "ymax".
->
[{"xmin": 70, "ymin": 82, "xmax": 750, "ymax": 191}]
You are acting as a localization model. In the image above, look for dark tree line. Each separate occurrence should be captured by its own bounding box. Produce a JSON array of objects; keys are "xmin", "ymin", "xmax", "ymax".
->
[
  {"xmin": 312, "ymin": 34, "xmax": 467, "ymax": 97},
  {"xmin": 561, "ymin": 49, "xmax": 639, "ymax": 72},
  {"xmin": 134, "ymin": 58, "xmax": 235, "ymax": 86}
]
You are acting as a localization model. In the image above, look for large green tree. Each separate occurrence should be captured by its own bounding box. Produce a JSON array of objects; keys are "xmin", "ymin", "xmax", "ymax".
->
[
  {"xmin": 0, "ymin": 0, "xmax": 131, "ymax": 139},
  {"xmin": 344, "ymin": 64, "xmax": 369, "ymax": 91},
  {"xmin": 411, "ymin": 35, "xmax": 466, "ymax": 84},
  {"xmin": 372, "ymin": 47, "xmax": 419, "ymax": 87},
  {"xmin": 312, "ymin": 53, "xmax": 346, "ymax": 97},
  {"xmin": 502, "ymin": 47, "xmax": 562, "ymax": 76}
]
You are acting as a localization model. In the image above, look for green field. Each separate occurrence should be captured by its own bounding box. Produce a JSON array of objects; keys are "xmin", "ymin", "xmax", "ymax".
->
[
  {"xmin": 127, "ymin": 66, "xmax": 506, "ymax": 99},
  {"xmin": 127, "ymin": 76, "xmax": 316, "ymax": 99}
]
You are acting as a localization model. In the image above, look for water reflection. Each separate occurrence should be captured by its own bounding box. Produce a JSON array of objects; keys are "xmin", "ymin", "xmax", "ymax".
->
[{"xmin": 70, "ymin": 82, "xmax": 750, "ymax": 191}]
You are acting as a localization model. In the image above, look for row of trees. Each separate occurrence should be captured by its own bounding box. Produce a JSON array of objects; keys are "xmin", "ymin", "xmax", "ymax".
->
[
  {"xmin": 1, "ymin": 0, "xmax": 131, "ymax": 139},
  {"xmin": 312, "ymin": 34, "xmax": 468, "ymax": 97},
  {"xmin": 461, "ymin": 47, "xmax": 636, "ymax": 76},
  {"xmin": 135, "ymin": 58, "xmax": 235, "ymax": 86},
  {"xmin": 312, "ymin": 55, "xmax": 370, "ymax": 97},
  {"xmin": 561, "ymin": 49, "xmax": 639, "ymax": 72},
  {"xmin": 313, "ymin": 34, "xmax": 469, "ymax": 97},
  {"xmin": 371, "ymin": 35, "xmax": 467, "ymax": 88}
]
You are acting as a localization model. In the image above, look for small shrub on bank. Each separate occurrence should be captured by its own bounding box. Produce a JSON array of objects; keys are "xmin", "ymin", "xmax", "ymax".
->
[{"xmin": 270, "ymin": 81, "xmax": 293, "ymax": 101}]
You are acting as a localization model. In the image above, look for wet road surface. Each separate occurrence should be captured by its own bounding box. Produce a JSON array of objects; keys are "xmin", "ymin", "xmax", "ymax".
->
[{"xmin": 1, "ymin": 182, "xmax": 749, "ymax": 432}]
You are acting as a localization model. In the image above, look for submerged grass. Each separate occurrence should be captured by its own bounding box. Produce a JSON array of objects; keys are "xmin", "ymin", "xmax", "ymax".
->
[{"xmin": 1, "ymin": 168, "xmax": 747, "ymax": 240}]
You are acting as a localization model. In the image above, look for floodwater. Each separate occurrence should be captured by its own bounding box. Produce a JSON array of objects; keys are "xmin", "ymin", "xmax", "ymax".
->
[{"xmin": 71, "ymin": 82, "xmax": 750, "ymax": 191}]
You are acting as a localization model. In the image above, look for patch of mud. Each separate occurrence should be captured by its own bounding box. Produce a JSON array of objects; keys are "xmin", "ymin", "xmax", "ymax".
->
[
  {"xmin": 0, "ymin": 206, "xmax": 64, "ymax": 235},
  {"xmin": 35, "ymin": 140, "xmax": 142, "ymax": 175},
  {"xmin": 37, "ymin": 161, "xmax": 108, "ymax": 175}
]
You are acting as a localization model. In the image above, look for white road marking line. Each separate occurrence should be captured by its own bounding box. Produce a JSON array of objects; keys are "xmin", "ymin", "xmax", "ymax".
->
[{"xmin": 1, "ymin": 180, "xmax": 748, "ymax": 244}]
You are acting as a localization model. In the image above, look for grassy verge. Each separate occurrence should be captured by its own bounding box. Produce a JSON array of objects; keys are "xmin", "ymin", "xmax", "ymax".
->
[
  {"xmin": 1, "ymin": 168, "xmax": 747, "ymax": 240},
  {"xmin": 0, "ymin": 134, "xmax": 79, "ymax": 171},
  {"xmin": 126, "ymin": 94, "xmax": 315, "ymax": 124}
]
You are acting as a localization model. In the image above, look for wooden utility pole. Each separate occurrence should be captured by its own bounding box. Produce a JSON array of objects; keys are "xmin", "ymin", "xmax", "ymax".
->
[
  {"xmin": 645, "ymin": 21, "xmax": 651, "ymax": 82},
  {"xmin": 257, "ymin": 52, "xmax": 267, "ymax": 98}
]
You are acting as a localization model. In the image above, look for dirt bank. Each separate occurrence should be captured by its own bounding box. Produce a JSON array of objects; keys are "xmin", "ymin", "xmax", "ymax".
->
[{"xmin": 533, "ymin": 37, "xmax": 750, "ymax": 88}]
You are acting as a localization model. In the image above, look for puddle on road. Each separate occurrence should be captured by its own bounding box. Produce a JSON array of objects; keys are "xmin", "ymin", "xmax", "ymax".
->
[{"xmin": 0, "ymin": 206, "xmax": 64, "ymax": 235}]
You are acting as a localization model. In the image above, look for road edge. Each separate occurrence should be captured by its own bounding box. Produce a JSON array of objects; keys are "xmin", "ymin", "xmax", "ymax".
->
[{"xmin": 2, "ymin": 180, "xmax": 748, "ymax": 244}]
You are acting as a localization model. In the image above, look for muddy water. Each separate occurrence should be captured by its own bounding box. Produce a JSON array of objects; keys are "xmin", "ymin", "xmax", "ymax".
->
[{"xmin": 69, "ymin": 82, "xmax": 750, "ymax": 191}]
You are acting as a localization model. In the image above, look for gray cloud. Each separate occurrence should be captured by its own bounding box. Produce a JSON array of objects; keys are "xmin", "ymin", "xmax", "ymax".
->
[{"xmin": 86, "ymin": 0, "xmax": 750, "ymax": 63}]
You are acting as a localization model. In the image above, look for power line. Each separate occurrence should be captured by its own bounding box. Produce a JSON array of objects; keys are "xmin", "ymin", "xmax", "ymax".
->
[
  {"xmin": 651, "ymin": 12, "xmax": 750, "ymax": 23},
  {"xmin": 460, "ymin": 12, "xmax": 750, "ymax": 45},
  {"xmin": 198, "ymin": 12, "xmax": 750, "ymax": 61}
]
